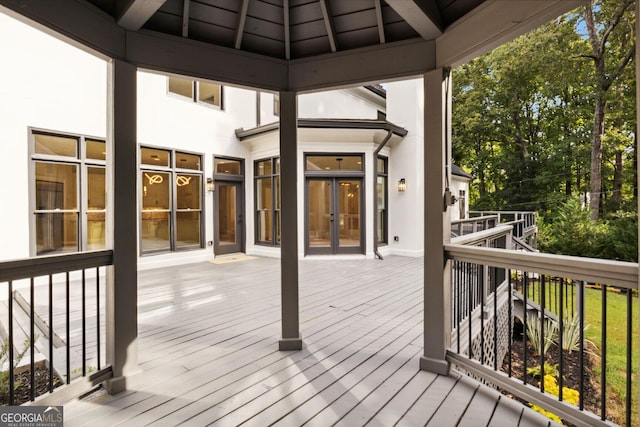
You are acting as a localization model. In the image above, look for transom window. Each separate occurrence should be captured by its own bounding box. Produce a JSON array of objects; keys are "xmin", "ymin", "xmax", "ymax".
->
[
  {"xmin": 167, "ymin": 76, "xmax": 223, "ymax": 109},
  {"xmin": 31, "ymin": 131, "xmax": 106, "ymax": 255},
  {"xmin": 140, "ymin": 146, "xmax": 204, "ymax": 254},
  {"xmin": 255, "ymin": 157, "xmax": 280, "ymax": 246},
  {"xmin": 305, "ymin": 155, "xmax": 364, "ymax": 172}
]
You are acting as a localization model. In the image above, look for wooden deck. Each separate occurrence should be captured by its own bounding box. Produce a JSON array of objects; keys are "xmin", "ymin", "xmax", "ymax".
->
[{"xmin": 60, "ymin": 255, "xmax": 557, "ymax": 426}]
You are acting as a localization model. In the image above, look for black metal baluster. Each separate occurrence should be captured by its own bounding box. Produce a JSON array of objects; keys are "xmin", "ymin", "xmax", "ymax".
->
[
  {"xmin": 540, "ymin": 275, "xmax": 545, "ymax": 393},
  {"xmin": 480, "ymin": 264, "xmax": 485, "ymax": 364},
  {"xmin": 30, "ymin": 277, "xmax": 35, "ymax": 402},
  {"xmin": 82, "ymin": 269, "xmax": 86, "ymax": 377},
  {"xmin": 578, "ymin": 281, "xmax": 584, "ymax": 410},
  {"xmin": 493, "ymin": 265, "xmax": 498, "ymax": 371},
  {"xmin": 523, "ymin": 272, "xmax": 528, "ymax": 385},
  {"xmin": 625, "ymin": 290, "xmax": 632, "ymax": 427},
  {"xmin": 601, "ymin": 285, "xmax": 606, "ymax": 420},
  {"xmin": 96, "ymin": 267, "xmax": 101, "ymax": 370},
  {"xmin": 508, "ymin": 269, "xmax": 512, "ymax": 377},
  {"xmin": 8, "ymin": 280, "xmax": 14, "ymax": 405},
  {"xmin": 558, "ymin": 277, "xmax": 564, "ymax": 402},
  {"xmin": 468, "ymin": 263, "xmax": 473, "ymax": 359},
  {"xmin": 66, "ymin": 272, "xmax": 70, "ymax": 385},
  {"xmin": 49, "ymin": 274, "xmax": 54, "ymax": 393}
]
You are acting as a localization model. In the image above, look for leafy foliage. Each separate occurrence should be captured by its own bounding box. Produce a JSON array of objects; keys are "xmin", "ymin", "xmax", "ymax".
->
[
  {"xmin": 0, "ymin": 337, "xmax": 32, "ymax": 396},
  {"xmin": 526, "ymin": 362, "xmax": 559, "ymax": 379},
  {"xmin": 559, "ymin": 313, "xmax": 591, "ymax": 353},
  {"xmin": 525, "ymin": 314, "xmax": 558, "ymax": 356},
  {"xmin": 452, "ymin": 0, "xmax": 637, "ymax": 258}
]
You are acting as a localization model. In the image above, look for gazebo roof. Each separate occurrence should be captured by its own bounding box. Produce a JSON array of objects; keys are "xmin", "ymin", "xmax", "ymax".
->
[{"xmin": 1, "ymin": 0, "xmax": 582, "ymax": 91}]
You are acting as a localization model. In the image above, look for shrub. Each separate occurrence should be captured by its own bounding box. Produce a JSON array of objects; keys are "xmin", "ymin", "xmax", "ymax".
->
[
  {"xmin": 558, "ymin": 312, "xmax": 590, "ymax": 353},
  {"xmin": 527, "ymin": 362, "xmax": 559, "ymax": 379},
  {"xmin": 525, "ymin": 314, "xmax": 558, "ymax": 356}
]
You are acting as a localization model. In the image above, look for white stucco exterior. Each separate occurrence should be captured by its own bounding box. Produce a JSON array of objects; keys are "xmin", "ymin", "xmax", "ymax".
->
[{"xmin": 0, "ymin": 11, "xmax": 466, "ymax": 265}]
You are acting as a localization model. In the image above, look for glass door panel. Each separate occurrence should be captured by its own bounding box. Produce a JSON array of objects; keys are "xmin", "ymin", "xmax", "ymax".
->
[
  {"xmin": 218, "ymin": 184, "xmax": 236, "ymax": 244},
  {"xmin": 308, "ymin": 180, "xmax": 331, "ymax": 249},
  {"xmin": 337, "ymin": 180, "xmax": 360, "ymax": 248},
  {"xmin": 215, "ymin": 181, "xmax": 243, "ymax": 254}
]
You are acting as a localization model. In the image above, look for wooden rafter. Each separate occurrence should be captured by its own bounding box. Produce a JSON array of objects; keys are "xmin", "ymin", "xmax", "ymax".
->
[
  {"xmin": 182, "ymin": 0, "xmax": 189, "ymax": 37},
  {"xmin": 117, "ymin": 0, "xmax": 167, "ymax": 31},
  {"xmin": 284, "ymin": 0, "xmax": 291, "ymax": 60},
  {"xmin": 385, "ymin": 0, "xmax": 441, "ymax": 40},
  {"xmin": 319, "ymin": 0, "xmax": 337, "ymax": 52},
  {"xmin": 374, "ymin": 0, "xmax": 385, "ymax": 44},
  {"xmin": 234, "ymin": 0, "xmax": 250, "ymax": 49}
]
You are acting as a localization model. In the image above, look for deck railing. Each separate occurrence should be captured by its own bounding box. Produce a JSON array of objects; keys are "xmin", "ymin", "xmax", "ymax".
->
[
  {"xmin": 446, "ymin": 243, "xmax": 637, "ymax": 427},
  {"xmin": 451, "ymin": 215, "xmax": 498, "ymax": 237},
  {"xmin": 469, "ymin": 210, "xmax": 537, "ymax": 243},
  {"xmin": 0, "ymin": 250, "xmax": 113, "ymax": 405}
]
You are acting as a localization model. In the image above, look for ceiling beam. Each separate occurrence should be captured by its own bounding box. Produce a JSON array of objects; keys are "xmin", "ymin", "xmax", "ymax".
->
[
  {"xmin": 181, "ymin": 0, "xmax": 189, "ymax": 37},
  {"xmin": 374, "ymin": 0, "xmax": 385, "ymax": 44},
  {"xmin": 437, "ymin": 0, "xmax": 586, "ymax": 68},
  {"xmin": 385, "ymin": 0, "xmax": 442, "ymax": 40},
  {"xmin": 0, "ymin": 0, "xmax": 125, "ymax": 59},
  {"xmin": 117, "ymin": 0, "xmax": 167, "ymax": 31},
  {"xmin": 289, "ymin": 39, "xmax": 435, "ymax": 92},
  {"xmin": 127, "ymin": 30, "xmax": 288, "ymax": 91},
  {"xmin": 319, "ymin": 0, "xmax": 337, "ymax": 52},
  {"xmin": 234, "ymin": 0, "xmax": 249, "ymax": 49}
]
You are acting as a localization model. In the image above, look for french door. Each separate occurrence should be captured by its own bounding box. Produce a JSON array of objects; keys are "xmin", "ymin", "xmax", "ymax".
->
[
  {"xmin": 214, "ymin": 181, "xmax": 244, "ymax": 255},
  {"xmin": 306, "ymin": 178, "xmax": 363, "ymax": 255}
]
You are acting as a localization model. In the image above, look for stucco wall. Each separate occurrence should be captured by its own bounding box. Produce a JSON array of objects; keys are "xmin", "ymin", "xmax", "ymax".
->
[{"xmin": 0, "ymin": 12, "xmax": 107, "ymax": 261}]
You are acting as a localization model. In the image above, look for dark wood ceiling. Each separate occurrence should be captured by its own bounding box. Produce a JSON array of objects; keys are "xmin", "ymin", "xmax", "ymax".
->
[
  {"xmin": 0, "ymin": 0, "xmax": 581, "ymax": 91},
  {"xmin": 85, "ymin": 0, "xmax": 485, "ymax": 60}
]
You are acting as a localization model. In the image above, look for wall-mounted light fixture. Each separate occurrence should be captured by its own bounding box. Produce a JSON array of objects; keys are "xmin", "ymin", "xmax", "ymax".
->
[
  {"xmin": 397, "ymin": 178, "xmax": 406, "ymax": 192},
  {"xmin": 206, "ymin": 177, "xmax": 214, "ymax": 192}
]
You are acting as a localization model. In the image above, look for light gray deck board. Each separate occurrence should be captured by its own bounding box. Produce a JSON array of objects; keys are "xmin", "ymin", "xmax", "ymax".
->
[{"xmin": 51, "ymin": 256, "xmax": 553, "ymax": 427}]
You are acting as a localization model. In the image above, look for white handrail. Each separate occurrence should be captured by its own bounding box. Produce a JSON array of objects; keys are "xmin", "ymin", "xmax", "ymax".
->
[{"xmin": 445, "ymin": 243, "xmax": 638, "ymax": 290}]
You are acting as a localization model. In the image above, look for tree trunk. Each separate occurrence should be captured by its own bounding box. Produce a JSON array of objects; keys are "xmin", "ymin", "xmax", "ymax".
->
[
  {"xmin": 611, "ymin": 150, "xmax": 623, "ymax": 206},
  {"xmin": 589, "ymin": 93, "xmax": 606, "ymax": 221}
]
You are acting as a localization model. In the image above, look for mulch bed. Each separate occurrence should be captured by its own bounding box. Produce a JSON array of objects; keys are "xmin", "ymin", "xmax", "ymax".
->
[
  {"xmin": 500, "ymin": 336, "xmax": 625, "ymax": 425},
  {"xmin": 0, "ymin": 364, "xmax": 63, "ymax": 406}
]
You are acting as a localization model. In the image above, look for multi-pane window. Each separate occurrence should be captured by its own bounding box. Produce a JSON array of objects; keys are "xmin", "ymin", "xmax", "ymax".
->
[
  {"xmin": 168, "ymin": 76, "xmax": 223, "ymax": 109},
  {"xmin": 32, "ymin": 131, "xmax": 106, "ymax": 255},
  {"xmin": 376, "ymin": 156, "xmax": 388, "ymax": 244},
  {"xmin": 140, "ymin": 147, "xmax": 204, "ymax": 254},
  {"xmin": 255, "ymin": 157, "xmax": 280, "ymax": 246}
]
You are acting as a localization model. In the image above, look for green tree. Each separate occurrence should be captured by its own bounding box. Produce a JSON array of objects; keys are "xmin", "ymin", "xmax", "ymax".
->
[{"xmin": 580, "ymin": 0, "xmax": 635, "ymax": 220}]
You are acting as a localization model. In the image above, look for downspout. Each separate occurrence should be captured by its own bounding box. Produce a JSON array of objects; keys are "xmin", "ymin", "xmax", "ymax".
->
[{"xmin": 373, "ymin": 130, "xmax": 394, "ymax": 260}]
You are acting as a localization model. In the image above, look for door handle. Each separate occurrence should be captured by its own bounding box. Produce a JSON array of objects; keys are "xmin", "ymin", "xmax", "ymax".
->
[{"xmin": 330, "ymin": 213, "xmax": 334, "ymax": 222}]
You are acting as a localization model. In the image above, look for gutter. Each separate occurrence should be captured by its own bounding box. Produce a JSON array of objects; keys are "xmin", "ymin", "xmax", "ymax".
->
[{"xmin": 373, "ymin": 130, "xmax": 394, "ymax": 260}]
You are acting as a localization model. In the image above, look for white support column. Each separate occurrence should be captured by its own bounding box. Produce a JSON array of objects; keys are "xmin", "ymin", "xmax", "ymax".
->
[
  {"xmin": 105, "ymin": 59, "xmax": 141, "ymax": 393},
  {"xmin": 420, "ymin": 68, "xmax": 452, "ymax": 375},
  {"xmin": 279, "ymin": 90, "xmax": 302, "ymax": 351}
]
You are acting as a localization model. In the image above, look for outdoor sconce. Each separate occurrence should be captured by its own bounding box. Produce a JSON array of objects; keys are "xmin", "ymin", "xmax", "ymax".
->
[
  {"xmin": 397, "ymin": 178, "xmax": 406, "ymax": 192},
  {"xmin": 206, "ymin": 178, "xmax": 214, "ymax": 192}
]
